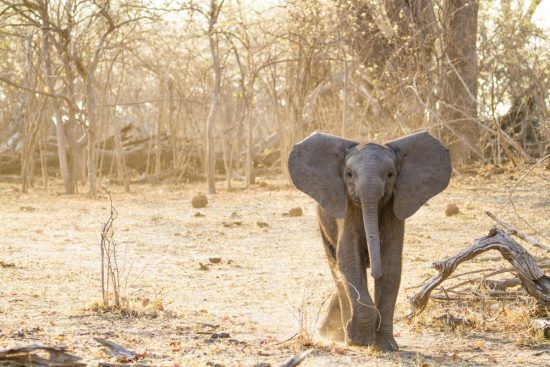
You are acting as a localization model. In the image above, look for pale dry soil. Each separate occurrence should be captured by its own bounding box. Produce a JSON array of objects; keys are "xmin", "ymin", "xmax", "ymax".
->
[{"xmin": 0, "ymin": 171, "xmax": 548, "ymax": 366}]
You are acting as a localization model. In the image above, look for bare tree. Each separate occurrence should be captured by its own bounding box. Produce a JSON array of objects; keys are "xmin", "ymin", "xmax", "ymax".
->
[
  {"xmin": 439, "ymin": 0, "xmax": 480, "ymax": 163},
  {"xmin": 38, "ymin": 0, "xmax": 73, "ymax": 194},
  {"xmin": 0, "ymin": 0, "xmax": 547, "ymax": 189},
  {"xmin": 72, "ymin": 3, "xmax": 123, "ymax": 196},
  {"xmin": 205, "ymin": 0, "xmax": 224, "ymax": 194}
]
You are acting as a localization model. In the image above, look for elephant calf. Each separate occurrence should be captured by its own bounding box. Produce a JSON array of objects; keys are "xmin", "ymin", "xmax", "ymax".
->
[{"xmin": 288, "ymin": 131, "xmax": 451, "ymax": 351}]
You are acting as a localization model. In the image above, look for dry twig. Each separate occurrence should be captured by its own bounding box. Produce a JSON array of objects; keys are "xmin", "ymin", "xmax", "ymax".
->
[
  {"xmin": 486, "ymin": 211, "xmax": 550, "ymax": 252},
  {"xmin": 505, "ymin": 154, "xmax": 550, "ymax": 240}
]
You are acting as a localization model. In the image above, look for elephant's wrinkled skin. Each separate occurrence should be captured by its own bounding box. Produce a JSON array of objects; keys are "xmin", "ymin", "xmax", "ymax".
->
[{"xmin": 288, "ymin": 131, "xmax": 451, "ymax": 351}]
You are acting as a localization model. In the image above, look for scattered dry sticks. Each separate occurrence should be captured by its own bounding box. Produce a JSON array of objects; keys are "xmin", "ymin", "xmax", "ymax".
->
[
  {"xmin": 408, "ymin": 226, "xmax": 550, "ymax": 318},
  {"xmin": 0, "ymin": 340, "xmax": 312, "ymax": 367}
]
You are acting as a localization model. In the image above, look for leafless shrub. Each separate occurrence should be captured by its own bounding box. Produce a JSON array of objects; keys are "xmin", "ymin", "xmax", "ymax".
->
[
  {"xmin": 288, "ymin": 284, "xmax": 332, "ymax": 347},
  {"xmin": 100, "ymin": 190, "xmax": 124, "ymax": 309}
]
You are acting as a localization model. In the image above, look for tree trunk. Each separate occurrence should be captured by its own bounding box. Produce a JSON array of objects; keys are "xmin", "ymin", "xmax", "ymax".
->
[
  {"xmin": 39, "ymin": 0, "xmax": 74, "ymax": 194},
  {"xmin": 19, "ymin": 35, "xmax": 34, "ymax": 193},
  {"xmin": 267, "ymin": 64, "xmax": 289, "ymax": 181},
  {"xmin": 62, "ymin": 46, "xmax": 85, "ymax": 191},
  {"xmin": 205, "ymin": 0, "xmax": 222, "ymax": 194},
  {"xmin": 86, "ymin": 72, "xmax": 98, "ymax": 196},
  {"xmin": 245, "ymin": 93, "xmax": 254, "ymax": 187},
  {"xmin": 167, "ymin": 81, "xmax": 178, "ymax": 171},
  {"xmin": 38, "ymin": 112, "xmax": 48, "ymax": 190},
  {"xmin": 440, "ymin": 0, "xmax": 479, "ymax": 164},
  {"xmin": 221, "ymin": 97, "xmax": 234, "ymax": 190},
  {"xmin": 341, "ymin": 49, "xmax": 349, "ymax": 138},
  {"xmin": 112, "ymin": 111, "xmax": 129, "ymax": 192},
  {"xmin": 156, "ymin": 79, "xmax": 165, "ymax": 179}
]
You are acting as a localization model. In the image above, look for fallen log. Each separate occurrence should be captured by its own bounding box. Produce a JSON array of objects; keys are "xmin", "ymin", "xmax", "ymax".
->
[
  {"xmin": 1, "ymin": 138, "xmax": 202, "ymax": 177},
  {"xmin": 0, "ymin": 174, "xmax": 22, "ymax": 183},
  {"xmin": 408, "ymin": 228, "xmax": 550, "ymax": 318},
  {"xmin": 0, "ymin": 343, "xmax": 85, "ymax": 367}
]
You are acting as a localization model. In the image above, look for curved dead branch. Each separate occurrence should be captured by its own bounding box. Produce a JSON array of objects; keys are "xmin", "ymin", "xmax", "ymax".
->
[{"xmin": 408, "ymin": 228, "xmax": 550, "ymax": 317}]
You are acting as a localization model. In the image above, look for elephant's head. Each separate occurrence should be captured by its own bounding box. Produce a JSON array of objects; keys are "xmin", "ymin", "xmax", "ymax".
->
[{"xmin": 288, "ymin": 131, "xmax": 451, "ymax": 279}]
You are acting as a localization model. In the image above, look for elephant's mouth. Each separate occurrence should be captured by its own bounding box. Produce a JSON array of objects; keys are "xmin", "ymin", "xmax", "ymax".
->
[{"xmin": 349, "ymin": 193, "xmax": 361, "ymax": 207}]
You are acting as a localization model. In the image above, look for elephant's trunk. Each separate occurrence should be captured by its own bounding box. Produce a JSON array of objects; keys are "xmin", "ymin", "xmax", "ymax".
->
[{"xmin": 361, "ymin": 191, "xmax": 382, "ymax": 280}]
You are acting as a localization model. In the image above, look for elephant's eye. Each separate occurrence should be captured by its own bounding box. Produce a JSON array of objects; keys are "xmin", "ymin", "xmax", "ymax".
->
[
  {"xmin": 346, "ymin": 170, "xmax": 353, "ymax": 178},
  {"xmin": 388, "ymin": 172, "xmax": 394, "ymax": 178}
]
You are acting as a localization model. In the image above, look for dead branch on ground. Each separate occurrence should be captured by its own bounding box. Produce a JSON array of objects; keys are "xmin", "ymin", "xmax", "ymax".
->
[
  {"xmin": 94, "ymin": 338, "xmax": 138, "ymax": 362},
  {"xmin": 408, "ymin": 228, "xmax": 550, "ymax": 318},
  {"xmin": 0, "ymin": 344, "xmax": 85, "ymax": 367}
]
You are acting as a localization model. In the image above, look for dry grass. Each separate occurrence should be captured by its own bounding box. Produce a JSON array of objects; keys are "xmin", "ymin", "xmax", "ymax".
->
[{"xmin": 0, "ymin": 168, "xmax": 548, "ymax": 366}]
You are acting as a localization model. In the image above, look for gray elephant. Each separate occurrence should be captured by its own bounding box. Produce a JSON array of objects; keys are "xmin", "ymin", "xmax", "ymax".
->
[{"xmin": 288, "ymin": 131, "xmax": 451, "ymax": 351}]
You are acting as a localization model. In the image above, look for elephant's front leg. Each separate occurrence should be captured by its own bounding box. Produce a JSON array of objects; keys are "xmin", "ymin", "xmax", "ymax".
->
[
  {"xmin": 373, "ymin": 216, "xmax": 404, "ymax": 352},
  {"xmin": 337, "ymin": 219, "xmax": 377, "ymax": 346}
]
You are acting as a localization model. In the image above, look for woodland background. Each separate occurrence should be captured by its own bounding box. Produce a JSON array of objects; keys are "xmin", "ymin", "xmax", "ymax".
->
[
  {"xmin": 0, "ymin": 0, "xmax": 548, "ymax": 194},
  {"xmin": 0, "ymin": 2, "xmax": 549, "ymax": 365}
]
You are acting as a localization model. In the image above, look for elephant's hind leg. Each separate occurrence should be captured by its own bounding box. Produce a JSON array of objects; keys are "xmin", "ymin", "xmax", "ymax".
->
[{"xmin": 319, "ymin": 291, "xmax": 345, "ymax": 341}]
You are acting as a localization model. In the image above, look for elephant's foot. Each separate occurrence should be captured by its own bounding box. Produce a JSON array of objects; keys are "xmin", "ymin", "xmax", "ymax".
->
[
  {"xmin": 345, "ymin": 318, "xmax": 376, "ymax": 346},
  {"xmin": 374, "ymin": 334, "xmax": 399, "ymax": 352}
]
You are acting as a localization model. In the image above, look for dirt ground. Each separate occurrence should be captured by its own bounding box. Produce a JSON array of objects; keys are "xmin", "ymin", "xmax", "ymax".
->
[{"xmin": 0, "ymin": 169, "xmax": 548, "ymax": 366}]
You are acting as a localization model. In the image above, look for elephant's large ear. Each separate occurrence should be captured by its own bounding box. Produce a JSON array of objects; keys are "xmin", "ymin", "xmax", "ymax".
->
[
  {"xmin": 288, "ymin": 132, "xmax": 357, "ymax": 218},
  {"xmin": 386, "ymin": 131, "xmax": 451, "ymax": 220}
]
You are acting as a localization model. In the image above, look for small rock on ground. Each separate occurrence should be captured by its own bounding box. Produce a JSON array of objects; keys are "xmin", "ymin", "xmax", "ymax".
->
[
  {"xmin": 287, "ymin": 207, "xmax": 303, "ymax": 217},
  {"xmin": 192, "ymin": 194, "xmax": 208, "ymax": 208},
  {"xmin": 445, "ymin": 203, "xmax": 459, "ymax": 216}
]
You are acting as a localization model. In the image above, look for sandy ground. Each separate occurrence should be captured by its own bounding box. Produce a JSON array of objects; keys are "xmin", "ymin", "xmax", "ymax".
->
[{"xmin": 0, "ymin": 169, "xmax": 548, "ymax": 366}]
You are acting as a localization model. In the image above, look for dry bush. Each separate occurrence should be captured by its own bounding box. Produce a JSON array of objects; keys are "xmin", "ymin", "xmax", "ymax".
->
[
  {"xmin": 100, "ymin": 191, "xmax": 124, "ymax": 309},
  {"xmin": 91, "ymin": 190, "xmax": 168, "ymax": 317},
  {"xmin": 287, "ymin": 284, "xmax": 332, "ymax": 347}
]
